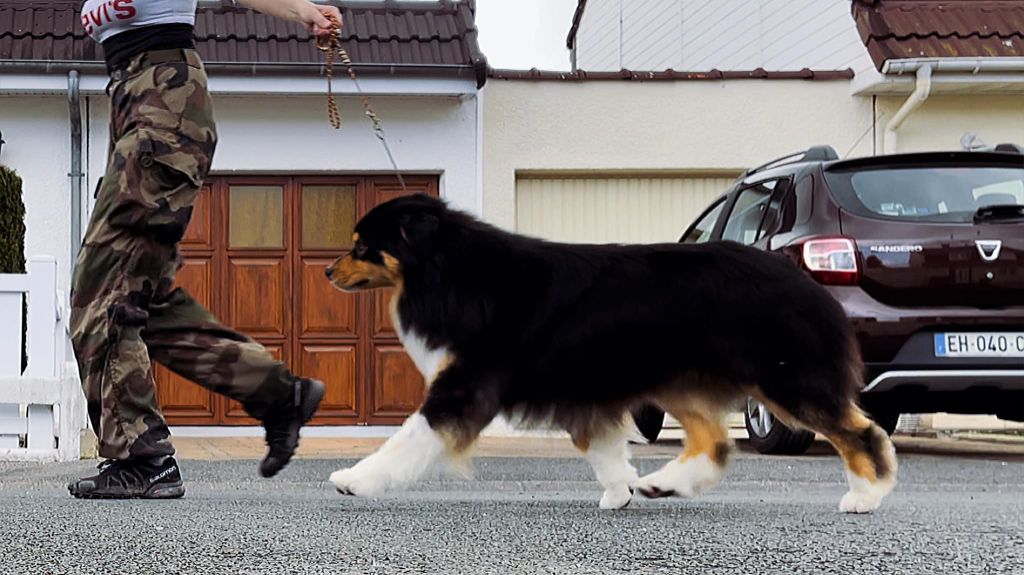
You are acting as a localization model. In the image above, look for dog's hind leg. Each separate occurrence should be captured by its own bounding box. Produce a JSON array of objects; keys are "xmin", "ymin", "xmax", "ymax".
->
[
  {"xmin": 751, "ymin": 393, "xmax": 898, "ymax": 514},
  {"xmin": 636, "ymin": 397, "xmax": 730, "ymax": 499},
  {"xmin": 571, "ymin": 419, "xmax": 640, "ymax": 510},
  {"xmin": 825, "ymin": 408, "xmax": 898, "ymax": 514}
]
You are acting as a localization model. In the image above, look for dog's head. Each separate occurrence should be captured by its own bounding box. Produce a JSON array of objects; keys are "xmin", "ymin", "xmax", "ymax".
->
[{"xmin": 326, "ymin": 193, "xmax": 445, "ymax": 292}]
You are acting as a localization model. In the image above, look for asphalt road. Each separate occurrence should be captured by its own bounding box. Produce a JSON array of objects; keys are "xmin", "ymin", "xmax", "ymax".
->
[{"xmin": 1, "ymin": 446, "xmax": 1022, "ymax": 575}]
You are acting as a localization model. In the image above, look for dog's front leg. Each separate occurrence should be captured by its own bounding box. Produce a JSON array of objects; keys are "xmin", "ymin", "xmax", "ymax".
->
[
  {"xmin": 330, "ymin": 367, "xmax": 499, "ymax": 498},
  {"xmin": 572, "ymin": 423, "xmax": 639, "ymax": 510},
  {"xmin": 329, "ymin": 412, "xmax": 445, "ymax": 497}
]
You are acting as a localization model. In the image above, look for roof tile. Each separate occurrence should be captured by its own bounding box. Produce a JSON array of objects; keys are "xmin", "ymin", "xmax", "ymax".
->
[
  {"xmin": 0, "ymin": 0, "xmax": 486, "ymax": 82},
  {"xmin": 852, "ymin": 0, "xmax": 1024, "ymax": 70}
]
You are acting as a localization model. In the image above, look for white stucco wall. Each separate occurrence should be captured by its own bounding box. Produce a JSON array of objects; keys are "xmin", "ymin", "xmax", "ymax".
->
[
  {"xmin": 482, "ymin": 78, "xmax": 875, "ymax": 230},
  {"xmin": 0, "ymin": 96, "xmax": 72, "ymax": 292},
  {"xmin": 483, "ymin": 80, "xmax": 1024, "ymax": 231},
  {"xmin": 86, "ymin": 93, "xmax": 480, "ymax": 216},
  {"xmin": 875, "ymin": 95, "xmax": 1024, "ymax": 154},
  {"xmin": 3, "ymin": 88, "xmax": 479, "ymax": 292}
]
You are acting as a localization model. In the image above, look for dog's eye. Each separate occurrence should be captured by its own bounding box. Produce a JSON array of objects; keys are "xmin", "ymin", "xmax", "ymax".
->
[{"xmin": 354, "ymin": 243, "xmax": 368, "ymax": 258}]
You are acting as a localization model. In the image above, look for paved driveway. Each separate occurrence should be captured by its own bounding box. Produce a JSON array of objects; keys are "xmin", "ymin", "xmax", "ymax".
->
[{"xmin": 1, "ymin": 440, "xmax": 1022, "ymax": 574}]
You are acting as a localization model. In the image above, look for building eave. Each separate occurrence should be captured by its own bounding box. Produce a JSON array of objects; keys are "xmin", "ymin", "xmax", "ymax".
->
[
  {"xmin": 489, "ymin": 68, "xmax": 855, "ymax": 82},
  {"xmin": 0, "ymin": 61, "xmax": 480, "ymax": 96},
  {"xmin": 852, "ymin": 58, "xmax": 1024, "ymax": 96}
]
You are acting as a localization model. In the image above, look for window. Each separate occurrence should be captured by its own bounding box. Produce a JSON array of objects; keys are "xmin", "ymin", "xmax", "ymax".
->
[
  {"xmin": 680, "ymin": 198, "xmax": 726, "ymax": 244},
  {"xmin": 229, "ymin": 185, "xmax": 284, "ymax": 248},
  {"xmin": 824, "ymin": 165, "xmax": 1024, "ymax": 223},
  {"xmin": 301, "ymin": 185, "xmax": 357, "ymax": 250},
  {"xmin": 722, "ymin": 180, "xmax": 784, "ymax": 245}
]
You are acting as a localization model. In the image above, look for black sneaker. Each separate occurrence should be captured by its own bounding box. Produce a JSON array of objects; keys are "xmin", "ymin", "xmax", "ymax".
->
[
  {"xmin": 259, "ymin": 378, "xmax": 325, "ymax": 478},
  {"xmin": 69, "ymin": 456, "xmax": 184, "ymax": 499}
]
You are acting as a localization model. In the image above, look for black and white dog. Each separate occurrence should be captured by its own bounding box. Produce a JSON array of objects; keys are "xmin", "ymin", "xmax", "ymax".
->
[{"xmin": 325, "ymin": 194, "xmax": 896, "ymax": 513}]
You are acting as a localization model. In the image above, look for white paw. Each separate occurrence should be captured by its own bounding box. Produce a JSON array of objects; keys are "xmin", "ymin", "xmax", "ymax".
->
[
  {"xmin": 599, "ymin": 484, "xmax": 634, "ymax": 510},
  {"xmin": 329, "ymin": 467, "xmax": 387, "ymax": 498},
  {"xmin": 839, "ymin": 475, "xmax": 895, "ymax": 513},
  {"xmin": 636, "ymin": 455, "xmax": 722, "ymax": 499},
  {"xmin": 839, "ymin": 490, "xmax": 882, "ymax": 513}
]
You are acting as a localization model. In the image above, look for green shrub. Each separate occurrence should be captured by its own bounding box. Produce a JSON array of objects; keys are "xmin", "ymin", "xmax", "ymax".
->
[{"xmin": 0, "ymin": 165, "xmax": 27, "ymax": 373}]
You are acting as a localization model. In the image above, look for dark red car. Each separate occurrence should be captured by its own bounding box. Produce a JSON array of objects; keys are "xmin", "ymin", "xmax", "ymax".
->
[{"xmin": 634, "ymin": 144, "xmax": 1024, "ymax": 454}]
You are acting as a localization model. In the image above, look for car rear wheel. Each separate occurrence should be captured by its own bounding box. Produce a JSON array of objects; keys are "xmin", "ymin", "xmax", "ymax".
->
[
  {"xmin": 744, "ymin": 398, "xmax": 815, "ymax": 455},
  {"xmin": 631, "ymin": 404, "xmax": 665, "ymax": 443}
]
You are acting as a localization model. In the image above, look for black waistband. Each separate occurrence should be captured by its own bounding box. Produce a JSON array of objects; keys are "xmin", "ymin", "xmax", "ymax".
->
[{"xmin": 102, "ymin": 24, "xmax": 196, "ymax": 73}]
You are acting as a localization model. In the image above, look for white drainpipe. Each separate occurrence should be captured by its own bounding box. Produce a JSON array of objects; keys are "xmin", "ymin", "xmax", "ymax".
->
[
  {"xmin": 883, "ymin": 64, "xmax": 933, "ymax": 154},
  {"xmin": 68, "ymin": 71, "xmax": 84, "ymax": 272}
]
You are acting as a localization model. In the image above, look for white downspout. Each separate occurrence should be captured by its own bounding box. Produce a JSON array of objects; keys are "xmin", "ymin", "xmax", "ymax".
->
[
  {"xmin": 67, "ymin": 71, "xmax": 84, "ymax": 274},
  {"xmin": 883, "ymin": 64, "xmax": 932, "ymax": 154}
]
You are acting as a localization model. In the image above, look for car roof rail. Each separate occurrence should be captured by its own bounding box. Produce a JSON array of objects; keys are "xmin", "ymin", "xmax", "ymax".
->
[
  {"xmin": 993, "ymin": 143, "xmax": 1024, "ymax": 155},
  {"xmin": 744, "ymin": 145, "xmax": 839, "ymax": 177}
]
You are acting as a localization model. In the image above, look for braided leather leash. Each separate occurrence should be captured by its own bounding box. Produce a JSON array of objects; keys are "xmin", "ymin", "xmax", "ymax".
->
[{"xmin": 316, "ymin": 15, "xmax": 407, "ymax": 190}]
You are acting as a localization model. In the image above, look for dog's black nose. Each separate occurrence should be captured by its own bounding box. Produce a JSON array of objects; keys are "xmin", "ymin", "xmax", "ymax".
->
[{"xmin": 325, "ymin": 267, "xmax": 333, "ymax": 279}]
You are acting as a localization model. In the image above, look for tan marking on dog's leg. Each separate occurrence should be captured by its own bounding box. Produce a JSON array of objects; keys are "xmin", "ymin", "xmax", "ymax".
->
[
  {"xmin": 829, "ymin": 410, "xmax": 877, "ymax": 480},
  {"xmin": 436, "ymin": 425, "xmax": 477, "ymax": 478},
  {"xmin": 571, "ymin": 433, "xmax": 590, "ymax": 453},
  {"xmin": 678, "ymin": 412, "xmax": 730, "ymax": 465},
  {"xmin": 637, "ymin": 395, "xmax": 730, "ymax": 499},
  {"xmin": 819, "ymin": 407, "xmax": 898, "ymax": 513},
  {"xmin": 749, "ymin": 389, "xmax": 897, "ymax": 513}
]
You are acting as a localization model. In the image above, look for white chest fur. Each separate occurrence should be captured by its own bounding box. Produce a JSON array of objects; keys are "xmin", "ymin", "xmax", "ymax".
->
[{"xmin": 390, "ymin": 294, "xmax": 451, "ymax": 385}]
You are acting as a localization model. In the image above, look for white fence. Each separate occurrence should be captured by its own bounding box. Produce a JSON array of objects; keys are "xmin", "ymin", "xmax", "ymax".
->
[{"xmin": 0, "ymin": 256, "xmax": 85, "ymax": 461}]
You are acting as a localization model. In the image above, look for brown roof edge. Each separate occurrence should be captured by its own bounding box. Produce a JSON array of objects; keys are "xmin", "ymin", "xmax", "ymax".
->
[
  {"xmin": 0, "ymin": 0, "xmax": 490, "ymax": 87},
  {"xmin": 566, "ymin": 0, "xmax": 588, "ymax": 49},
  {"xmin": 488, "ymin": 68, "xmax": 855, "ymax": 81},
  {"xmin": 458, "ymin": 0, "xmax": 490, "ymax": 88},
  {"xmin": 851, "ymin": 0, "xmax": 1024, "ymax": 71}
]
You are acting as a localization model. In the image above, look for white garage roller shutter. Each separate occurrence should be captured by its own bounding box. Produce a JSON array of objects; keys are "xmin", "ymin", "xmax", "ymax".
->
[{"xmin": 516, "ymin": 175, "xmax": 737, "ymax": 244}]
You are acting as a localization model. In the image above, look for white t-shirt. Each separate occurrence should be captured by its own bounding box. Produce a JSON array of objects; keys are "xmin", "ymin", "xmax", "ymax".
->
[{"xmin": 80, "ymin": 0, "xmax": 198, "ymax": 42}]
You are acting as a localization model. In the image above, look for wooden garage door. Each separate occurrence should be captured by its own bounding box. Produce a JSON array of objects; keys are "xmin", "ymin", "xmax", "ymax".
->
[
  {"xmin": 515, "ymin": 175, "xmax": 737, "ymax": 243},
  {"xmin": 155, "ymin": 176, "xmax": 438, "ymax": 425}
]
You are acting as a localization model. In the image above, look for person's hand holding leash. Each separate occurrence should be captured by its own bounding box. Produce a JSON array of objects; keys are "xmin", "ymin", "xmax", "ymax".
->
[
  {"xmin": 302, "ymin": 3, "xmax": 342, "ymax": 36},
  {"xmin": 236, "ymin": 0, "xmax": 342, "ymax": 36}
]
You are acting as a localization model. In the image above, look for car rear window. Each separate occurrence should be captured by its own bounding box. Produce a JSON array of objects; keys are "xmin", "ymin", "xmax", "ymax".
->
[{"xmin": 824, "ymin": 165, "xmax": 1024, "ymax": 223}]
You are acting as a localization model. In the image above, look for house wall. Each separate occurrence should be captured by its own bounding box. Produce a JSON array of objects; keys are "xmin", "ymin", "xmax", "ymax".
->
[
  {"xmin": 481, "ymin": 78, "xmax": 874, "ymax": 229},
  {"xmin": 86, "ymin": 94, "xmax": 480, "ymax": 215},
  {"xmin": 5, "ymin": 90, "xmax": 480, "ymax": 292},
  {"xmin": 0, "ymin": 97, "xmax": 72, "ymax": 292},
  {"xmin": 575, "ymin": 0, "xmax": 874, "ymax": 73},
  {"xmin": 576, "ymin": 0, "xmax": 621, "ymax": 71},
  {"xmin": 875, "ymin": 95, "xmax": 1024, "ymax": 153},
  {"xmin": 621, "ymin": 0, "xmax": 681, "ymax": 71}
]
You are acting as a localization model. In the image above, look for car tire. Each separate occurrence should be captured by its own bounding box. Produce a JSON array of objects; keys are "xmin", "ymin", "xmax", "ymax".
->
[
  {"xmin": 631, "ymin": 404, "xmax": 665, "ymax": 443},
  {"xmin": 868, "ymin": 410, "xmax": 901, "ymax": 436},
  {"xmin": 744, "ymin": 398, "xmax": 815, "ymax": 455}
]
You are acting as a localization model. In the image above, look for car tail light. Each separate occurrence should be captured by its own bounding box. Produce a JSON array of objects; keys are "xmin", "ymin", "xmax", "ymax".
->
[{"xmin": 801, "ymin": 237, "xmax": 859, "ymax": 285}]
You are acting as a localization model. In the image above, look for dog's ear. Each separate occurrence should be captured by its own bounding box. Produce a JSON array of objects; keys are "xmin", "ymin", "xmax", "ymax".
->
[{"xmin": 398, "ymin": 212, "xmax": 439, "ymax": 250}]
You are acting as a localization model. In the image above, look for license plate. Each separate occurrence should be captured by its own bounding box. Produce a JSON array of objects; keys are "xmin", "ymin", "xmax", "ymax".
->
[{"xmin": 934, "ymin": 332, "xmax": 1024, "ymax": 358}]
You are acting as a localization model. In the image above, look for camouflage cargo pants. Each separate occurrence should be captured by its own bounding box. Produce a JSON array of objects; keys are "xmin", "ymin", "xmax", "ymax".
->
[{"xmin": 70, "ymin": 49, "xmax": 295, "ymax": 460}]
